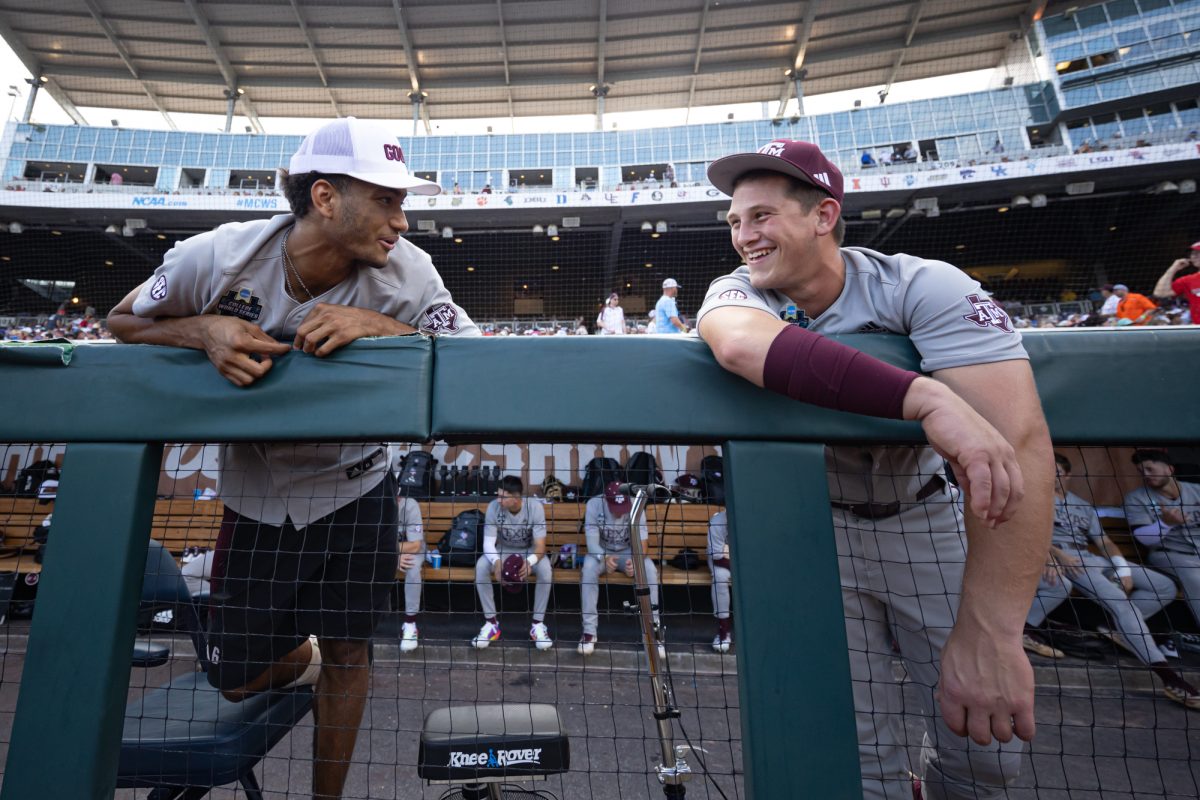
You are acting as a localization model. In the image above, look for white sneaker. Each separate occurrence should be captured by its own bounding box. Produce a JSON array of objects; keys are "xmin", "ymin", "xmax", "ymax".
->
[
  {"xmin": 577, "ymin": 633, "xmax": 597, "ymax": 656},
  {"xmin": 400, "ymin": 622, "xmax": 419, "ymax": 653},
  {"xmin": 472, "ymin": 620, "xmax": 501, "ymax": 649},
  {"xmin": 712, "ymin": 633, "xmax": 732, "ymax": 653},
  {"xmin": 530, "ymin": 622, "xmax": 553, "ymax": 651}
]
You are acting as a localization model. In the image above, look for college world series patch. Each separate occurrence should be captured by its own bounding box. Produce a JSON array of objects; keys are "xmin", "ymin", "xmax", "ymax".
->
[{"xmin": 215, "ymin": 287, "xmax": 263, "ymax": 321}]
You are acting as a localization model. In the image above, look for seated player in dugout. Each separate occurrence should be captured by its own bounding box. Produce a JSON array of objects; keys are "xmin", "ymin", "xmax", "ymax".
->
[
  {"xmin": 107, "ymin": 116, "xmax": 480, "ymax": 799},
  {"xmin": 699, "ymin": 140, "xmax": 1053, "ymax": 800}
]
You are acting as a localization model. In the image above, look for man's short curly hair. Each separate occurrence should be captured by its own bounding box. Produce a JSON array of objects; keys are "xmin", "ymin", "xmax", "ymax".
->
[{"xmin": 280, "ymin": 169, "xmax": 352, "ymax": 218}]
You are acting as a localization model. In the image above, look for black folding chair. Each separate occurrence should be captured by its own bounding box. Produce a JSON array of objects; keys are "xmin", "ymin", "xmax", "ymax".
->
[{"xmin": 117, "ymin": 540, "xmax": 314, "ymax": 800}]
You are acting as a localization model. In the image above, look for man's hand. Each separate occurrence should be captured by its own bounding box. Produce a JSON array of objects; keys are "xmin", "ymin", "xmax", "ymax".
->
[
  {"xmin": 903, "ymin": 377, "xmax": 1024, "ymax": 524},
  {"xmin": 398, "ymin": 553, "xmax": 418, "ymax": 571},
  {"xmin": 492, "ymin": 559, "xmax": 503, "ymax": 582},
  {"xmin": 518, "ymin": 559, "xmax": 532, "ymax": 580},
  {"xmin": 605, "ymin": 555, "xmax": 619, "ymax": 574},
  {"xmin": 623, "ymin": 558, "xmax": 635, "ymax": 577},
  {"xmin": 1053, "ymin": 550, "xmax": 1084, "ymax": 579},
  {"xmin": 198, "ymin": 316, "xmax": 292, "ymax": 387},
  {"xmin": 293, "ymin": 303, "xmax": 417, "ymax": 356},
  {"xmin": 937, "ymin": 621, "xmax": 1036, "ymax": 745},
  {"xmin": 1041, "ymin": 562, "xmax": 1063, "ymax": 587},
  {"xmin": 1170, "ymin": 258, "xmax": 1190, "ymax": 272},
  {"xmin": 1118, "ymin": 574, "xmax": 1134, "ymax": 594},
  {"xmin": 1161, "ymin": 506, "xmax": 1185, "ymax": 526}
]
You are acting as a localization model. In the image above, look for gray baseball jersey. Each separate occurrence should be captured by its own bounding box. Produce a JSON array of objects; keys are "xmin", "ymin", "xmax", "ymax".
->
[
  {"xmin": 132, "ymin": 213, "xmax": 479, "ymax": 528},
  {"xmin": 1051, "ymin": 491, "xmax": 1104, "ymax": 552},
  {"xmin": 1124, "ymin": 481, "xmax": 1200, "ymax": 556},
  {"xmin": 584, "ymin": 496, "xmax": 649, "ymax": 555},
  {"xmin": 696, "ymin": 247, "xmax": 1028, "ymax": 504},
  {"xmin": 398, "ymin": 496, "xmax": 424, "ymax": 545},
  {"xmin": 707, "ymin": 510, "xmax": 730, "ymax": 560},
  {"xmin": 484, "ymin": 498, "xmax": 547, "ymax": 552}
]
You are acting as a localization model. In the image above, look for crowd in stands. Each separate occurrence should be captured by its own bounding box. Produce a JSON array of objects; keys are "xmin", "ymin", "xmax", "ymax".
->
[{"xmin": 2, "ymin": 306, "xmax": 113, "ymax": 341}]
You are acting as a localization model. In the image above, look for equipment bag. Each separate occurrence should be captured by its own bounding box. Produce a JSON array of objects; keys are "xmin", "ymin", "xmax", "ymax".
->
[
  {"xmin": 580, "ymin": 457, "xmax": 622, "ymax": 499},
  {"xmin": 437, "ymin": 509, "xmax": 485, "ymax": 567},
  {"xmin": 700, "ymin": 454, "xmax": 726, "ymax": 505},
  {"xmin": 626, "ymin": 451, "xmax": 669, "ymax": 501},
  {"xmin": 398, "ymin": 451, "xmax": 438, "ymax": 498}
]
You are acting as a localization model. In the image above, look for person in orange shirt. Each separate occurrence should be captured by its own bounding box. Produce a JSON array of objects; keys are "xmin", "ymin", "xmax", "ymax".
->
[{"xmin": 1113, "ymin": 284, "xmax": 1157, "ymax": 325}]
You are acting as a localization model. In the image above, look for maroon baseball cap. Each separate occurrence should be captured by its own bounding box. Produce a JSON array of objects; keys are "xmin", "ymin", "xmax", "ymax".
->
[
  {"xmin": 604, "ymin": 481, "xmax": 629, "ymax": 516},
  {"xmin": 1191, "ymin": 241, "xmax": 1200, "ymax": 250},
  {"xmin": 707, "ymin": 139, "xmax": 844, "ymax": 203},
  {"xmin": 501, "ymin": 553, "xmax": 526, "ymax": 593}
]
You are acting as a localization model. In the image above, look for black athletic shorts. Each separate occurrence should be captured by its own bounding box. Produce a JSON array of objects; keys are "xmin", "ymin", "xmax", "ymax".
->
[{"xmin": 205, "ymin": 472, "xmax": 398, "ymax": 691}]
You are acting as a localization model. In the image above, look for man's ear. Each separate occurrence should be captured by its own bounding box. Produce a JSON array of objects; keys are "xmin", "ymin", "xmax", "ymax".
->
[
  {"xmin": 309, "ymin": 179, "xmax": 342, "ymax": 220},
  {"xmin": 815, "ymin": 198, "xmax": 842, "ymax": 236}
]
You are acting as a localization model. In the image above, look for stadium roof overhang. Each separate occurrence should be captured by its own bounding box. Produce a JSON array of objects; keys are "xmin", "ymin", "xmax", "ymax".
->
[{"xmin": 0, "ymin": 0, "xmax": 1101, "ymax": 130}]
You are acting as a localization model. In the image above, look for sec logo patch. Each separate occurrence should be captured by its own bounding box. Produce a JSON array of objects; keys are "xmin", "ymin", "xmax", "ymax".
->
[
  {"xmin": 718, "ymin": 289, "xmax": 747, "ymax": 300},
  {"xmin": 150, "ymin": 274, "xmax": 168, "ymax": 300}
]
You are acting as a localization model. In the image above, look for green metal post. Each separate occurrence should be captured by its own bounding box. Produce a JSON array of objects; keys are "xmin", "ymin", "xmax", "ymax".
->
[
  {"xmin": 725, "ymin": 440, "xmax": 861, "ymax": 798},
  {"xmin": 2, "ymin": 443, "xmax": 163, "ymax": 800}
]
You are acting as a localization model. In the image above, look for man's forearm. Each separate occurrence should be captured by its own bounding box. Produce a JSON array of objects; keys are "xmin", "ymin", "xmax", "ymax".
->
[
  {"xmin": 958, "ymin": 428, "xmax": 1053, "ymax": 636},
  {"xmin": 108, "ymin": 310, "xmax": 216, "ymax": 349},
  {"xmin": 1152, "ymin": 264, "xmax": 1183, "ymax": 298}
]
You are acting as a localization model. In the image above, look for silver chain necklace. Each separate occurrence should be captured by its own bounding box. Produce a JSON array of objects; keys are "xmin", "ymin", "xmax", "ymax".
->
[{"xmin": 281, "ymin": 226, "xmax": 313, "ymax": 302}]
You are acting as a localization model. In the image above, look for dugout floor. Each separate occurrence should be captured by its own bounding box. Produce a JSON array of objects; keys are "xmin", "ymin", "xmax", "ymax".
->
[{"xmin": 0, "ymin": 610, "xmax": 1197, "ymax": 798}]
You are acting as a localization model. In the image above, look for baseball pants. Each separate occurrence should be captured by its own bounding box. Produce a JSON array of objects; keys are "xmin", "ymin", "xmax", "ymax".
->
[
  {"xmin": 474, "ymin": 553, "xmax": 553, "ymax": 619},
  {"xmin": 399, "ymin": 559, "xmax": 423, "ymax": 615},
  {"xmin": 580, "ymin": 551, "xmax": 659, "ymax": 636},
  {"xmin": 1025, "ymin": 573, "xmax": 1073, "ymax": 627},
  {"xmin": 1032, "ymin": 549, "xmax": 1175, "ymax": 664},
  {"xmin": 1145, "ymin": 549, "xmax": 1200, "ymax": 627},
  {"xmin": 711, "ymin": 564, "xmax": 732, "ymax": 620},
  {"xmin": 835, "ymin": 492, "xmax": 1023, "ymax": 800}
]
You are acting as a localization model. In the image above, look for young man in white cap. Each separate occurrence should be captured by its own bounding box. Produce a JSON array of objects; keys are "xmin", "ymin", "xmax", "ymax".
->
[
  {"xmin": 1152, "ymin": 239, "xmax": 1200, "ymax": 323},
  {"xmin": 697, "ymin": 138, "xmax": 1052, "ymax": 799},
  {"xmin": 107, "ymin": 116, "xmax": 478, "ymax": 798},
  {"xmin": 655, "ymin": 278, "xmax": 688, "ymax": 333}
]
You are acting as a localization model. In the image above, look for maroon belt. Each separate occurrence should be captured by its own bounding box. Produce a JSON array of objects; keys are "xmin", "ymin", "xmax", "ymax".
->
[{"xmin": 830, "ymin": 475, "xmax": 946, "ymax": 520}]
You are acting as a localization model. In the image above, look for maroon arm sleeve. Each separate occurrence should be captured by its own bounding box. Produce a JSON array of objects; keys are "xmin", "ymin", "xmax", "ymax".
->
[{"xmin": 761, "ymin": 324, "xmax": 919, "ymax": 420}]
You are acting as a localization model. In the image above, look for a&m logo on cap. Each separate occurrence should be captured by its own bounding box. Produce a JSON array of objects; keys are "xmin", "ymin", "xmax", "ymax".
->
[{"xmin": 758, "ymin": 142, "xmax": 787, "ymax": 158}]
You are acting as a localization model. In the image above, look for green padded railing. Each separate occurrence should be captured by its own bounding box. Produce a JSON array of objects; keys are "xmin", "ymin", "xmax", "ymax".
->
[{"xmin": 1, "ymin": 329, "xmax": 1196, "ymax": 799}]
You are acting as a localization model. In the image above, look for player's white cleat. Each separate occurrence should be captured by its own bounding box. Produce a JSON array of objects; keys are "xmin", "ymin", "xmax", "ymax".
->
[
  {"xmin": 577, "ymin": 634, "xmax": 597, "ymax": 656},
  {"xmin": 712, "ymin": 633, "xmax": 733, "ymax": 653},
  {"xmin": 400, "ymin": 622, "xmax": 420, "ymax": 653},
  {"xmin": 530, "ymin": 622, "xmax": 554, "ymax": 650},
  {"xmin": 472, "ymin": 620, "xmax": 501, "ymax": 649}
]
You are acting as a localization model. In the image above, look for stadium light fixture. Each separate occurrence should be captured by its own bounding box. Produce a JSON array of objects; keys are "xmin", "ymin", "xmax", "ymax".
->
[
  {"xmin": 546, "ymin": 224, "xmax": 559, "ymax": 238},
  {"xmin": 997, "ymin": 206, "xmax": 1010, "ymax": 213},
  {"xmin": 861, "ymin": 209, "xmax": 882, "ymax": 220},
  {"xmin": 1179, "ymin": 179, "xmax": 1196, "ymax": 194},
  {"xmin": 442, "ymin": 226, "xmax": 454, "ymax": 238},
  {"xmin": 551, "ymin": 265, "xmax": 559, "ymax": 270},
  {"xmin": 71, "ymin": 296, "xmax": 80, "ymax": 304},
  {"xmin": 532, "ymin": 224, "xmax": 545, "ymax": 235},
  {"xmin": 645, "ymin": 263, "xmax": 653, "ymax": 268},
  {"xmin": 104, "ymin": 224, "xmax": 119, "ymax": 234},
  {"xmin": 467, "ymin": 266, "xmax": 475, "ymax": 272},
  {"xmin": 654, "ymin": 221, "xmax": 668, "ymax": 234},
  {"xmin": 1012, "ymin": 195, "xmax": 1031, "ymax": 207},
  {"xmin": 8, "ymin": 222, "xmax": 23, "ymax": 234},
  {"xmin": 1157, "ymin": 180, "xmax": 1180, "ymax": 193},
  {"xmin": 122, "ymin": 226, "xmax": 135, "ymax": 237},
  {"xmin": 641, "ymin": 221, "xmax": 653, "ymax": 233},
  {"xmin": 1030, "ymin": 193, "xmax": 1048, "ymax": 208},
  {"xmin": 1065, "ymin": 181, "xmax": 1094, "ymax": 195}
]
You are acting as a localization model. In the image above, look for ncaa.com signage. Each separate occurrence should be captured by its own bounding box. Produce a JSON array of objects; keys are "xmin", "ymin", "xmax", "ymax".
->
[{"xmin": 3, "ymin": 142, "xmax": 1197, "ymax": 215}]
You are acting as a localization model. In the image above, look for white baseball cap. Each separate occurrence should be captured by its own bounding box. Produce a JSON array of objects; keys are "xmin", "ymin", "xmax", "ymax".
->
[
  {"xmin": 662, "ymin": 278, "xmax": 680, "ymax": 289},
  {"xmin": 289, "ymin": 117, "xmax": 441, "ymax": 196}
]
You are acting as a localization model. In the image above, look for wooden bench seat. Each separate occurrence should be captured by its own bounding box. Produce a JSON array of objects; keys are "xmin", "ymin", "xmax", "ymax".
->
[{"xmin": 0, "ymin": 496, "xmax": 725, "ymax": 587}]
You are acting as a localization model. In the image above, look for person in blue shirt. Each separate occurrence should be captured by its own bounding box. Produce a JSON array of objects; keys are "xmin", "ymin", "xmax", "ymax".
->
[{"xmin": 654, "ymin": 278, "xmax": 687, "ymax": 334}]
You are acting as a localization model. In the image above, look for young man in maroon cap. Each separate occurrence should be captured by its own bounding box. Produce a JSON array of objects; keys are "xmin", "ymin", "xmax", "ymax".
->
[
  {"xmin": 697, "ymin": 139, "xmax": 1053, "ymax": 799},
  {"xmin": 1152, "ymin": 239, "xmax": 1200, "ymax": 322},
  {"xmin": 577, "ymin": 481, "xmax": 660, "ymax": 655}
]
